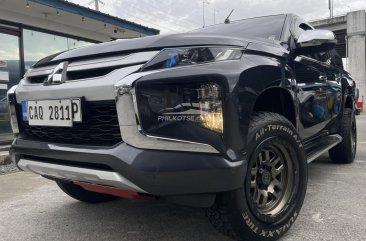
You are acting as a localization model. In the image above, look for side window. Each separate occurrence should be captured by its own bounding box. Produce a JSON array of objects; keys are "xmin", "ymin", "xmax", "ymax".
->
[{"xmin": 329, "ymin": 50, "xmax": 344, "ymax": 69}]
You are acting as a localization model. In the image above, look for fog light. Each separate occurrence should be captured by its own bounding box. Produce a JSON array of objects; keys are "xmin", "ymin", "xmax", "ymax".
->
[{"xmin": 198, "ymin": 83, "xmax": 223, "ymax": 133}]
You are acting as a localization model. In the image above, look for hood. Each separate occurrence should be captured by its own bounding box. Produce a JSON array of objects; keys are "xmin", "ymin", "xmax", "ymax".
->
[{"xmin": 34, "ymin": 32, "xmax": 273, "ymax": 67}]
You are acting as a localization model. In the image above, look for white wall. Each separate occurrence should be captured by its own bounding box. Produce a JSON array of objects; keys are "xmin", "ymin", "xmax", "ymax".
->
[{"xmin": 347, "ymin": 10, "xmax": 366, "ymax": 105}]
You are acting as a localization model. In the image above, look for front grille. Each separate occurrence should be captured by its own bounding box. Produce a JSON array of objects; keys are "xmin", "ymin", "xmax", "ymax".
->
[
  {"xmin": 27, "ymin": 67, "xmax": 117, "ymax": 84},
  {"xmin": 66, "ymin": 67, "xmax": 119, "ymax": 81},
  {"xmin": 19, "ymin": 101, "xmax": 122, "ymax": 146},
  {"xmin": 28, "ymin": 75, "xmax": 47, "ymax": 84}
]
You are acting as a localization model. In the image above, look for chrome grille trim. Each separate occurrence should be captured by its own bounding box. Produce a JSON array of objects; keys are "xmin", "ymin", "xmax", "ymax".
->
[
  {"xmin": 7, "ymin": 85, "xmax": 19, "ymax": 134},
  {"xmin": 25, "ymin": 51, "xmax": 159, "ymax": 84}
]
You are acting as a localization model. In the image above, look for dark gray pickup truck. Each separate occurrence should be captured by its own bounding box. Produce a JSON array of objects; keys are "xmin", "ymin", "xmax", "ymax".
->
[{"xmin": 8, "ymin": 14, "xmax": 357, "ymax": 241}]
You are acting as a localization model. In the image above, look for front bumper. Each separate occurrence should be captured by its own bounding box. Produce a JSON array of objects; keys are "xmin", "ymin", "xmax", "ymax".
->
[
  {"xmin": 10, "ymin": 138, "xmax": 246, "ymax": 196},
  {"xmin": 10, "ymin": 59, "xmax": 248, "ymax": 196}
]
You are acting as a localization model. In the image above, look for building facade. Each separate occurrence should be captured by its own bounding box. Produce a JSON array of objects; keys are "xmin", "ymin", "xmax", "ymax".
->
[{"xmin": 0, "ymin": 0, "xmax": 159, "ymax": 143}]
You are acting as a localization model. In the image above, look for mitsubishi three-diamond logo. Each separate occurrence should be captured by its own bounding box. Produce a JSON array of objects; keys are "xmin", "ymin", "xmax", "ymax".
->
[{"xmin": 44, "ymin": 61, "xmax": 68, "ymax": 85}]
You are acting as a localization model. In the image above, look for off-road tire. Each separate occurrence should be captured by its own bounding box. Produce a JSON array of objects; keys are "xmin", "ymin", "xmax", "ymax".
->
[
  {"xmin": 329, "ymin": 108, "xmax": 357, "ymax": 164},
  {"xmin": 56, "ymin": 180, "xmax": 118, "ymax": 203},
  {"xmin": 206, "ymin": 112, "xmax": 307, "ymax": 241}
]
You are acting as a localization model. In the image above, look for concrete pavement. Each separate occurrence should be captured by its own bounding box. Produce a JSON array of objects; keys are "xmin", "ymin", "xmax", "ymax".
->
[{"xmin": 0, "ymin": 114, "xmax": 365, "ymax": 241}]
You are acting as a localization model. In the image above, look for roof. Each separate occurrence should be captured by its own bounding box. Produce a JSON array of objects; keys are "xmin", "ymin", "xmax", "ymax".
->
[{"xmin": 29, "ymin": 0, "xmax": 160, "ymax": 36}]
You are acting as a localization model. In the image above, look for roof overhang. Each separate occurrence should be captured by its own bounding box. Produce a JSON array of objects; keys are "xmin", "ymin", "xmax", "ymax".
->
[{"xmin": 0, "ymin": 0, "xmax": 159, "ymax": 42}]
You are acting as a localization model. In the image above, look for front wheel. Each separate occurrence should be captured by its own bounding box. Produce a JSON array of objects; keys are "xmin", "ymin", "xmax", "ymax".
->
[{"xmin": 206, "ymin": 112, "xmax": 307, "ymax": 241}]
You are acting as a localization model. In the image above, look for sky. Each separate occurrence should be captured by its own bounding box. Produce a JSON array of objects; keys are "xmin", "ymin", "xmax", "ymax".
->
[
  {"xmin": 67, "ymin": 0, "xmax": 366, "ymax": 34},
  {"xmin": 1, "ymin": 0, "xmax": 365, "ymax": 62}
]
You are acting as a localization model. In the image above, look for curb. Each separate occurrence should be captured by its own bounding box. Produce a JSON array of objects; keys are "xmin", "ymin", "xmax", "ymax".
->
[
  {"xmin": 0, "ymin": 151, "xmax": 10, "ymax": 165},
  {"xmin": 0, "ymin": 145, "xmax": 10, "ymax": 152}
]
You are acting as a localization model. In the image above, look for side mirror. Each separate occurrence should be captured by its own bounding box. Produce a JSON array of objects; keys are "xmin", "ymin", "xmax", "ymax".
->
[{"xmin": 294, "ymin": 30, "xmax": 337, "ymax": 55}]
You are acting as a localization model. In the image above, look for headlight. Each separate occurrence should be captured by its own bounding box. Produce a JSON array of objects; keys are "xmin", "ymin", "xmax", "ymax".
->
[
  {"xmin": 136, "ymin": 82, "xmax": 224, "ymax": 141},
  {"xmin": 141, "ymin": 46, "xmax": 243, "ymax": 71}
]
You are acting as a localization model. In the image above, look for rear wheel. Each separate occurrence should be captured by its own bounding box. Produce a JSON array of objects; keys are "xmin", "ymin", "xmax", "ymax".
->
[
  {"xmin": 329, "ymin": 108, "xmax": 357, "ymax": 164},
  {"xmin": 206, "ymin": 112, "xmax": 307, "ymax": 241},
  {"xmin": 56, "ymin": 180, "xmax": 118, "ymax": 203}
]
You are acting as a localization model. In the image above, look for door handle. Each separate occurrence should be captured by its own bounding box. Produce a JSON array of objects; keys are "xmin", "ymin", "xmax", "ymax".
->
[{"xmin": 319, "ymin": 75, "xmax": 327, "ymax": 82}]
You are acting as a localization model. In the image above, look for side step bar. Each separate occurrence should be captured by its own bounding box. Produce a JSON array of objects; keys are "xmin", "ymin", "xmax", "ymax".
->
[
  {"xmin": 305, "ymin": 134, "xmax": 342, "ymax": 163},
  {"xmin": 17, "ymin": 158, "xmax": 147, "ymax": 193}
]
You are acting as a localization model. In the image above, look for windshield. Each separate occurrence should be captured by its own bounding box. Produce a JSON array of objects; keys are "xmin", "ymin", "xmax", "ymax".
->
[{"xmin": 193, "ymin": 14, "xmax": 287, "ymax": 41}]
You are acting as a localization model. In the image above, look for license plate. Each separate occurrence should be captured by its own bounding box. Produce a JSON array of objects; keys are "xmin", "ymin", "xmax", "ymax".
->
[{"xmin": 22, "ymin": 99, "xmax": 82, "ymax": 127}]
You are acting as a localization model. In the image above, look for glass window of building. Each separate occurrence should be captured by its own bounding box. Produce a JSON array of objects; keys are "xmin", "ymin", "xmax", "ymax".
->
[
  {"xmin": 23, "ymin": 29, "xmax": 91, "ymax": 69},
  {"xmin": 0, "ymin": 29, "xmax": 92, "ymax": 143},
  {"xmin": 67, "ymin": 38, "xmax": 90, "ymax": 49},
  {"xmin": 0, "ymin": 32, "xmax": 20, "ymax": 143}
]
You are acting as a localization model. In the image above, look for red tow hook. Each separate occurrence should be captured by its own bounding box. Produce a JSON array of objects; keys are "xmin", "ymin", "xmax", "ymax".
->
[{"xmin": 74, "ymin": 181, "xmax": 153, "ymax": 201}]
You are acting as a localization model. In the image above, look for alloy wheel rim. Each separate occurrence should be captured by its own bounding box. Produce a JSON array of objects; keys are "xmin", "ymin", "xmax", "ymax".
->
[{"xmin": 247, "ymin": 143, "xmax": 294, "ymax": 217}]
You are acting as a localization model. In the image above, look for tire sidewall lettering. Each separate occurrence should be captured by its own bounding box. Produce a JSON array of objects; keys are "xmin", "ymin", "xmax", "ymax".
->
[
  {"xmin": 242, "ymin": 210, "xmax": 299, "ymax": 238},
  {"xmin": 255, "ymin": 124, "xmax": 303, "ymax": 148}
]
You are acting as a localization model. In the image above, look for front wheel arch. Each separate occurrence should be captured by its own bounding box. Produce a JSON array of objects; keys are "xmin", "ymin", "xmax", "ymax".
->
[{"xmin": 252, "ymin": 87, "xmax": 297, "ymax": 128}]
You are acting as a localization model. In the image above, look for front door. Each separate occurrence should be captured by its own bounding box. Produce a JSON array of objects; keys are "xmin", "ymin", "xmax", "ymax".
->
[{"xmin": 294, "ymin": 55, "xmax": 340, "ymax": 139}]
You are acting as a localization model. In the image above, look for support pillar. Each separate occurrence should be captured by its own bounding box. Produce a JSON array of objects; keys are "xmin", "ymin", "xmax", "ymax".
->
[{"xmin": 347, "ymin": 10, "xmax": 366, "ymax": 109}]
